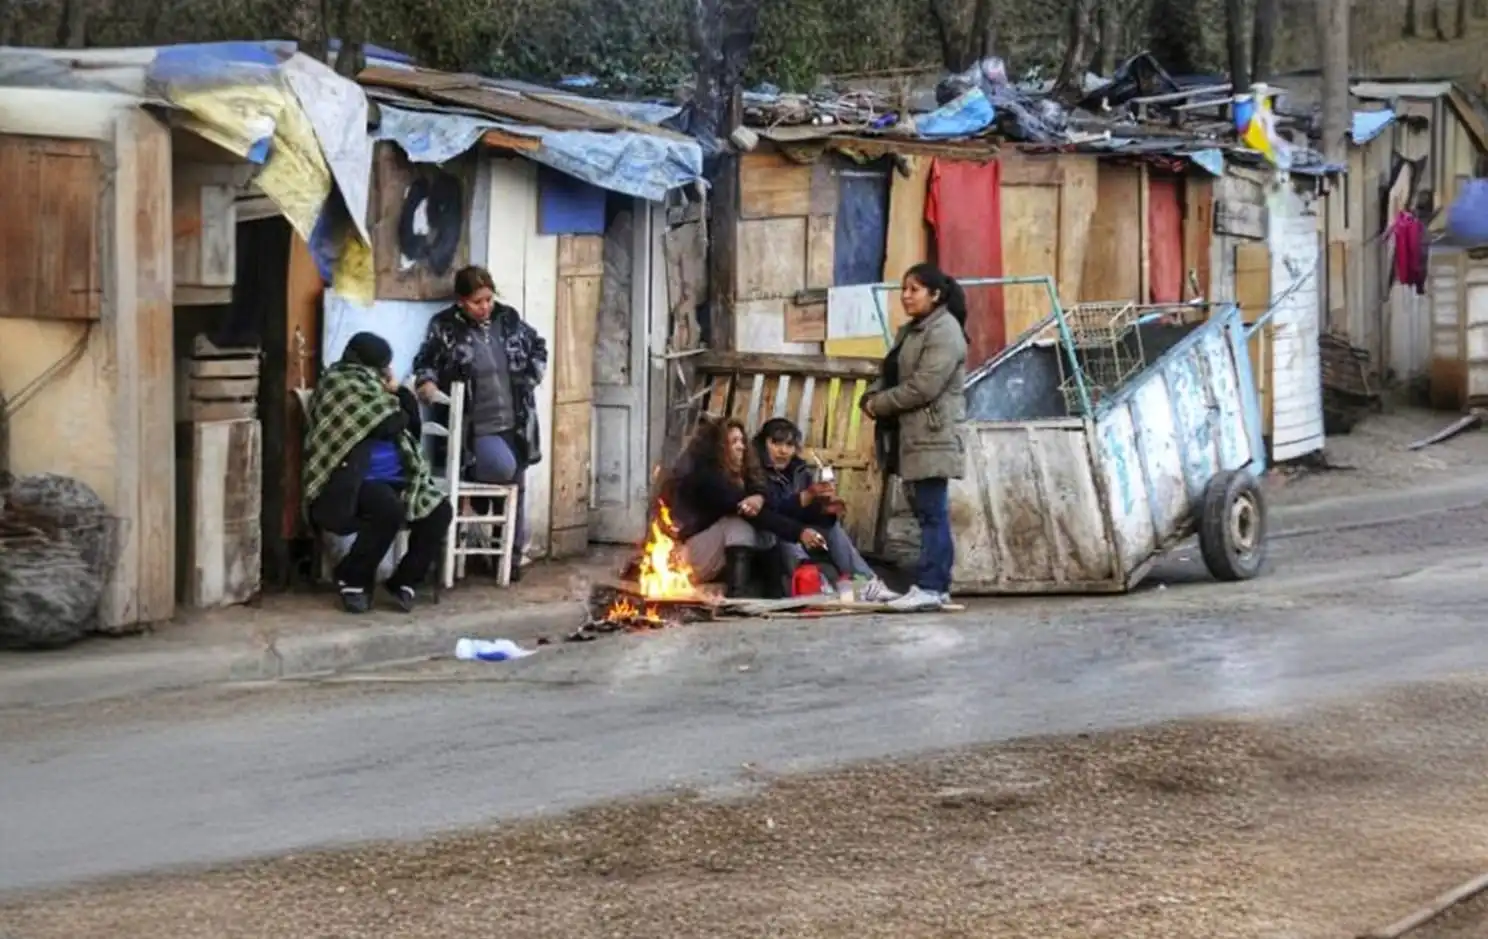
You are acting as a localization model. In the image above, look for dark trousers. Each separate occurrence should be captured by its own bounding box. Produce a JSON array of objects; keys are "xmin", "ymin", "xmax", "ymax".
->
[
  {"xmin": 908, "ymin": 478, "xmax": 954, "ymax": 593},
  {"xmin": 314, "ymin": 482, "xmax": 453, "ymax": 590}
]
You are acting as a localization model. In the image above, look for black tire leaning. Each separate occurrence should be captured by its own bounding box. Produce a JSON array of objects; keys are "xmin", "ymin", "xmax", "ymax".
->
[{"xmin": 1198, "ymin": 469, "xmax": 1267, "ymax": 582}]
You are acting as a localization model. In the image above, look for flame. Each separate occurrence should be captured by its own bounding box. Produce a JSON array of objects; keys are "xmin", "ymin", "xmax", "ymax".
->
[
  {"xmin": 604, "ymin": 501, "xmax": 694, "ymax": 625},
  {"xmin": 606, "ymin": 596, "xmax": 663, "ymax": 625},
  {"xmin": 637, "ymin": 501, "xmax": 695, "ymax": 600}
]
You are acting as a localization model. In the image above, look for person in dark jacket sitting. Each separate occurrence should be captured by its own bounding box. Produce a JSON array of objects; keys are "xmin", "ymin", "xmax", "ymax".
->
[
  {"xmin": 303, "ymin": 332, "xmax": 454, "ymax": 614},
  {"xmin": 753, "ymin": 417, "xmax": 901, "ymax": 603},
  {"xmin": 661, "ymin": 415, "xmax": 822, "ymax": 597}
]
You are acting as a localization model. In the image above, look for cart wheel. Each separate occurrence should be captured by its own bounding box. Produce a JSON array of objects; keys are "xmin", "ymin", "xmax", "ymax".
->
[{"xmin": 1198, "ymin": 469, "xmax": 1267, "ymax": 582}]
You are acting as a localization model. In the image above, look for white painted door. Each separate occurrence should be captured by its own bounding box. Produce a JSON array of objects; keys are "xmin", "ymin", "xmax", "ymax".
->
[
  {"xmin": 1267, "ymin": 185, "xmax": 1325, "ymax": 462},
  {"xmin": 589, "ymin": 198, "xmax": 653, "ymax": 542},
  {"xmin": 485, "ymin": 156, "xmax": 557, "ymax": 558}
]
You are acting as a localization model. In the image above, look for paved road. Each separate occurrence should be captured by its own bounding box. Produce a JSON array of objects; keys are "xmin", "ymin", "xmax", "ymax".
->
[{"xmin": 1, "ymin": 493, "xmax": 1486, "ymax": 896}]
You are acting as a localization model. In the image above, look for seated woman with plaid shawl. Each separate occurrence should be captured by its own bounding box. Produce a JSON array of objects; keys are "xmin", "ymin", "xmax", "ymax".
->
[{"xmin": 303, "ymin": 333, "xmax": 453, "ymax": 614}]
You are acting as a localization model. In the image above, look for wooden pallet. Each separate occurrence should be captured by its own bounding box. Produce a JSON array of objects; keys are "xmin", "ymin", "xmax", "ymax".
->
[{"xmin": 691, "ymin": 351, "xmax": 883, "ymax": 551}]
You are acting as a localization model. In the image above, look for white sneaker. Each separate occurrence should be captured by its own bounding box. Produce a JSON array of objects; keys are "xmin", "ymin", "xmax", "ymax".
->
[
  {"xmin": 887, "ymin": 585, "xmax": 945, "ymax": 612},
  {"xmin": 859, "ymin": 578, "xmax": 902, "ymax": 603},
  {"xmin": 940, "ymin": 592, "xmax": 953, "ymax": 606}
]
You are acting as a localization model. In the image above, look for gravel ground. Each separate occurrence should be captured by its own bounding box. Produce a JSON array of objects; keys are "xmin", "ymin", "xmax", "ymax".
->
[
  {"xmin": 5, "ymin": 678, "xmax": 1488, "ymax": 939},
  {"xmin": 1266, "ymin": 407, "xmax": 1488, "ymax": 507}
]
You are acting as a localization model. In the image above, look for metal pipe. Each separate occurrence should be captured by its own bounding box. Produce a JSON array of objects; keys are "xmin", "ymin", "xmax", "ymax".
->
[{"xmin": 871, "ymin": 275, "xmax": 1094, "ymax": 416}]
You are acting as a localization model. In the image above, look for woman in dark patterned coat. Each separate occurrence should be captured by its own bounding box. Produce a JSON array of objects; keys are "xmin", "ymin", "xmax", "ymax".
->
[{"xmin": 412, "ymin": 265, "xmax": 548, "ymax": 577}]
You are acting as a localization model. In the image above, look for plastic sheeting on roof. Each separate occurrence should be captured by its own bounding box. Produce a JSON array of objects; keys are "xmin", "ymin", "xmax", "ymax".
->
[
  {"xmin": 146, "ymin": 42, "xmax": 375, "ymax": 303},
  {"xmin": 1352, "ymin": 109, "xmax": 1395, "ymax": 145},
  {"xmin": 1187, "ymin": 148, "xmax": 1225, "ymax": 176},
  {"xmin": 374, "ymin": 104, "xmax": 702, "ymax": 202}
]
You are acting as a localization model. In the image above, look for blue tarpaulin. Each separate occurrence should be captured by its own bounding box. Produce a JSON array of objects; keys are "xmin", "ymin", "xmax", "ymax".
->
[
  {"xmin": 1352, "ymin": 110, "xmax": 1396, "ymax": 145},
  {"xmin": 915, "ymin": 88, "xmax": 995, "ymax": 139},
  {"xmin": 1186, "ymin": 148, "xmax": 1225, "ymax": 176},
  {"xmin": 374, "ymin": 104, "xmax": 703, "ymax": 202}
]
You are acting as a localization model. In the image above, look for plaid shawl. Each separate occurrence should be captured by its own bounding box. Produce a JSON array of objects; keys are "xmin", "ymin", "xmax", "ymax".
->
[{"xmin": 302, "ymin": 362, "xmax": 443, "ymax": 522}]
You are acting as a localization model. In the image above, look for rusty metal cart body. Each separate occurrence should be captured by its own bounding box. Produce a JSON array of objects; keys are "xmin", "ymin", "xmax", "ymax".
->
[{"xmin": 878, "ymin": 275, "xmax": 1270, "ymax": 594}]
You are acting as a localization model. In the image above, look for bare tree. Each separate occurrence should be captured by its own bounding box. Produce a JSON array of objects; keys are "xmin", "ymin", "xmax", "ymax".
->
[
  {"xmin": 1146, "ymin": 0, "xmax": 1206, "ymax": 74},
  {"xmin": 1055, "ymin": 0, "xmax": 1095, "ymax": 95},
  {"xmin": 1094, "ymin": 0, "xmax": 1118, "ymax": 76},
  {"xmin": 928, "ymin": 0, "xmax": 996, "ymax": 72},
  {"xmin": 1251, "ymin": 0, "xmax": 1277, "ymax": 82},
  {"xmin": 54, "ymin": 0, "xmax": 88, "ymax": 46},
  {"xmin": 692, "ymin": 0, "xmax": 762, "ymax": 139},
  {"xmin": 1432, "ymin": 0, "xmax": 1451, "ymax": 38},
  {"xmin": 1223, "ymin": 0, "xmax": 1249, "ymax": 95},
  {"xmin": 331, "ymin": 0, "xmax": 365, "ymax": 78},
  {"xmin": 1318, "ymin": 0, "xmax": 1349, "ymax": 163}
]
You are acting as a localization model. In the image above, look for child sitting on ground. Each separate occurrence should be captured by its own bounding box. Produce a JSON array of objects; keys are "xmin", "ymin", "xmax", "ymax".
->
[{"xmin": 752, "ymin": 417, "xmax": 900, "ymax": 603}]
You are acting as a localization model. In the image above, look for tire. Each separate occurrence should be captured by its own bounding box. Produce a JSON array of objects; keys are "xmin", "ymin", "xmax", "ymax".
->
[{"xmin": 1197, "ymin": 469, "xmax": 1267, "ymax": 582}]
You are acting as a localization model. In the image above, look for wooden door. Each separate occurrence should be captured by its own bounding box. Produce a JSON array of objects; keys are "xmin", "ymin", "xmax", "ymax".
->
[
  {"xmin": 1000, "ymin": 152, "xmax": 1097, "ymax": 339},
  {"xmin": 589, "ymin": 198, "xmax": 653, "ymax": 543},
  {"xmin": 1233, "ymin": 242, "xmax": 1274, "ymax": 438},
  {"xmin": 550, "ymin": 234, "xmax": 603, "ymax": 558}
]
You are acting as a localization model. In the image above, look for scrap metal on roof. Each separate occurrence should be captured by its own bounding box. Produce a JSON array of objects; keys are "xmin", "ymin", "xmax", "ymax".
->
[{"xmin": 357, "ymin": 66, "xmax": 690, "ymax": 141}]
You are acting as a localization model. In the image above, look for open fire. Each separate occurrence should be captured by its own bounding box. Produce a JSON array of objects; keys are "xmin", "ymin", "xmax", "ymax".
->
[{"xmin": 601, "ymin": 501, "xmax": 703, "ymax": 627}]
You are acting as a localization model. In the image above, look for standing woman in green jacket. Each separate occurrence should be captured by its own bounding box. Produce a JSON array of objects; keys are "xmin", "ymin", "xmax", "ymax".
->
[{"xmin": 860, "ymin": 263, "xmax": 968, "ymax": 611}]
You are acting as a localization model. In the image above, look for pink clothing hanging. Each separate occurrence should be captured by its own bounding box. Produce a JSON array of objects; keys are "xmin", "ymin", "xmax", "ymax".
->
[{"xmin": 1389, "ymin": 211, "xmax": 1427, "ymax": 294}]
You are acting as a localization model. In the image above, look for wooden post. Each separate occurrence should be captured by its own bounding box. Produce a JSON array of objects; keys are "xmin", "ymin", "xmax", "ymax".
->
[{"xmin": 105, "ymin": 109, "xmax": 176, "ymax": 629}]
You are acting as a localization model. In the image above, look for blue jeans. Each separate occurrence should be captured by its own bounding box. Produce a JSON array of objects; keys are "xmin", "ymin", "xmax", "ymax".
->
[
  {"xmin": 471, "ymin": 433, "xmax": 527, "ymax": 550},
  {"xmin": 780, "ymin": 523, "xmax": 876, "ymax": 580},
  {"xmin": 909, "ymin": 478, "xmax": 953, "ymax": 593}
]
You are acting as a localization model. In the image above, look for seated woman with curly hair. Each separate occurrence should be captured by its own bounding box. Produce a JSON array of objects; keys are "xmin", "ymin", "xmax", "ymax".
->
[{"xmin": 657, "ymin": 416, "xmax": 822, "ymax": 597}]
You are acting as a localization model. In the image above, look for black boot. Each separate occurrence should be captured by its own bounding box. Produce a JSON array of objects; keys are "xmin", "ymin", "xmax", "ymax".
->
[
  {"xmin": 723, "ymin": 546, "xmax": 755, "ymax": 598},
  {"xmin": 758, "ymin": 548, "xmax": 788, "ymax": 599}
]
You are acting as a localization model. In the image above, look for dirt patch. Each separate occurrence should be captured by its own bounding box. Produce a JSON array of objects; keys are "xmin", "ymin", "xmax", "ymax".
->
[
  {"xmin": 1266, "ymin": 407, "xmax": 1488, "ymax": 507},
  {"xmin": 5, "ymin": 680, "xmax": 1488, "ymax": 939}
]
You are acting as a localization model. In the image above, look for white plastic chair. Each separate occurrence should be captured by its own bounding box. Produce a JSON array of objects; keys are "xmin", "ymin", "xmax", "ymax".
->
[{"xmin": 440, "ymin": 380, "xmax": 520, "ymax": 589}]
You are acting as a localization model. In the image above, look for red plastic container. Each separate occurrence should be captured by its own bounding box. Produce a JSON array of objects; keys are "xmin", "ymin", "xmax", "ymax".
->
[{"xmin": 791, "ymin": 563, "xmax": 823, "ymax": 597}]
